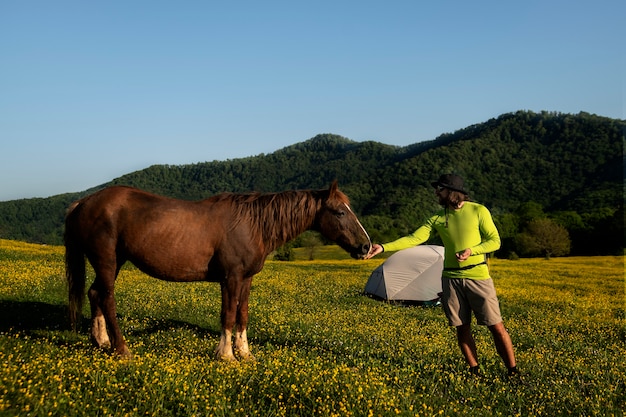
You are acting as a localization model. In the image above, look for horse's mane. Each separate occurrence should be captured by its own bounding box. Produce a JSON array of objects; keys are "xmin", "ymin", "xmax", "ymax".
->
[{"xmin": 212, "ymin": 188, "xmax": 350, "ymax": 250}]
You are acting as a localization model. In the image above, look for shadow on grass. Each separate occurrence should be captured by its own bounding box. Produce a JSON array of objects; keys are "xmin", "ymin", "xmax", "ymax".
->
[
  {"xmin": 125, "ymin": 317, "xmax": 221, "ymax": 339},
  {"xmin": 0, "ymin": 299, "xmax": 220, "ymax": 332},
  {"xmin": 0, "ymin": 299, "xmax": 224, "ymax": 356},
  {"xmin": 0, "ymin": 299, "xmax": 74, "ymax": 333}
]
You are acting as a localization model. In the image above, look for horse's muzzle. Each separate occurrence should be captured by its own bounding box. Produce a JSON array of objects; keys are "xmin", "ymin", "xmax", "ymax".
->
[{"xmin": 353, "ymin": 243, "xmax": 371, "ymax": 259}]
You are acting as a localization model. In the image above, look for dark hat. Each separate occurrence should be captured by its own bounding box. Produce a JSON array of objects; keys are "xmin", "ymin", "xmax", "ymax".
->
[{"xmin": 431, "ymin": 174, "xmax": 469, "ymax": 195}]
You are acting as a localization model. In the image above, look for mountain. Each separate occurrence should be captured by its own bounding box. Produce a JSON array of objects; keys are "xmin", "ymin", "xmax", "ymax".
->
[{"xmin": 0, "ymin": 110, "xmax": 623, "ymax": 255}]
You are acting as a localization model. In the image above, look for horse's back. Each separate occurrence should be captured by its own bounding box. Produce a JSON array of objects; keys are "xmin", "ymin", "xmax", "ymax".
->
[
  {"xmin": 77, "ymin": 186, "xmax": 170, "ymax": 209},
  {"xmin": 69, "ymin": 186, "xmax": 202, "ymax": 221},
  {"xmin": 67, "ymin": 186, "xmax": 164, "ymax": 233},
  {"xmin": 65, "ymin": 187, "xmax": 227, "ymax": 281}
]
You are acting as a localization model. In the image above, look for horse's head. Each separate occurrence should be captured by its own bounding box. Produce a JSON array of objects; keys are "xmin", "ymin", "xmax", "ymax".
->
[{"xmin": 314, "ymin": 181, "xmax": 372, "ymax": 259}]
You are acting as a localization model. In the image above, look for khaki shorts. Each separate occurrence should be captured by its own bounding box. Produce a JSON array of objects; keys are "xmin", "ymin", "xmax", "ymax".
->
[{"xmin": 441, "ymin": 277, "xmax": 502, "ymax": 327}]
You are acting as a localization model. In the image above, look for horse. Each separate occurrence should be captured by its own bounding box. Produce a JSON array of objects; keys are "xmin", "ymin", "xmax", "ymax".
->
[{"xmin": 64, "ymin": 181, "xmax": 371, "ymax": 360}]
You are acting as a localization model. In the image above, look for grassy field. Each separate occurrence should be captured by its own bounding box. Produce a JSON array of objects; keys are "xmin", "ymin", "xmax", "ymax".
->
[{"xmin": 0, "ymin": 239, "xmax": 624, "ymax": 416}]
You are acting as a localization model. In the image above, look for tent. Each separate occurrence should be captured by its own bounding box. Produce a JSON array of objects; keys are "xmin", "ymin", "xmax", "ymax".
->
[{"xmin": 364, "ymin": 245, "xmax": 445, "ymax": 305}]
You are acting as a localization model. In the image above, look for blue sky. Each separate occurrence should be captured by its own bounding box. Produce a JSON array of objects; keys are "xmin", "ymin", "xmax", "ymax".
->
[{"xmin": 1, "ymin": 1, "xmax": 624, "ymax": 201}]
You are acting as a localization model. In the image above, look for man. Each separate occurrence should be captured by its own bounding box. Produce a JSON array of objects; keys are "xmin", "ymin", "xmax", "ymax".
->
[{"xmin": 365, "ymin": 174, "xmax": 518, "ymax": 377}]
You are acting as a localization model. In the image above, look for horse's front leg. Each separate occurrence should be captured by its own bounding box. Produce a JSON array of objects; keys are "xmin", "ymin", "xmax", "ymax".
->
[
  {"xmin": 215, "ymin": 328, "xmax": 235, "ymax": 361},
  {"xmin": 215, "ymin": 276, "xmax": 242, "ymax": 361},
  {"xmin": 234, "ymin": 277, "xmax": 254, "ymax": 360}
]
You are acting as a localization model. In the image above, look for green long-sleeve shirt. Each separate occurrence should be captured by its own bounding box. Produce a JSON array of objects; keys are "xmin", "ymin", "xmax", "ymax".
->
[{"xmin": 381, "ymin": 202, "xmax": 501, "ymax": 279}]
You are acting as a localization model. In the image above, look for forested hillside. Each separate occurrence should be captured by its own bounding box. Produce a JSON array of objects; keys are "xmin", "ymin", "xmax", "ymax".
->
[{"xmin": 1, "ymin": 111, "xmax": 623, "ymax": 256}]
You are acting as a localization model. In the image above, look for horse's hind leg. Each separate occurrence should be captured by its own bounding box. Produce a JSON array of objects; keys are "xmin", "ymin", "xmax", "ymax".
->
[
  {"xmin": 88, "ymin": 283, "xmax": 111, "ymax": 349},
  {"xmin": 89, "ymin": 259, "xmax": 131, "ymax": 359}
]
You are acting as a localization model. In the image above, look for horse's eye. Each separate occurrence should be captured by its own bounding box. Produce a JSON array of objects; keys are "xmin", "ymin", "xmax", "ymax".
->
[{"xmin": 336, "ymin": 209, "xmax": 346, "ymax": 218}]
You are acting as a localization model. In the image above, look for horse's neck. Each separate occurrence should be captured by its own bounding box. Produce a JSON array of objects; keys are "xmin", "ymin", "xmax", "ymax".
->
[{"xmin": 260, "ymin": 191, "xmax": 318, "ymax": 249}]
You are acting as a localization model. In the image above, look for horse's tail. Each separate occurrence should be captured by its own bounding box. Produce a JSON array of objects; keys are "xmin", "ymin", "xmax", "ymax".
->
[{"xmin": 65, "ymin": 200, "xmax": 86, "ymax": 331}]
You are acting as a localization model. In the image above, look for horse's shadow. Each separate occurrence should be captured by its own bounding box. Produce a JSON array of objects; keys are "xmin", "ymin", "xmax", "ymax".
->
[
  {"xmin": 0, "ymin": 299, "xmax": 221, "ymax": 349},
  {"xmin": 125, "ymin": 317, "xmax": 220, "ymax": 340},
  {"xmin": 0, "ymin": 299, "xmax": 72, "ymax": 333}
]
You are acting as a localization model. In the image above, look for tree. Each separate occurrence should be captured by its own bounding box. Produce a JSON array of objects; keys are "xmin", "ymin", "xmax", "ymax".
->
[
  {"xmin": 298, "ymin": 231, "xmax": 323, "ymax": 261},
  {"xmin": 494, "ymin": 212, "xmax": 520, "ymax": 258},
  {"xmin": 516, "ymin": 202, "xmax": 545, "ymax": 228},
  {"xmin": 516, "ymin": 218, "xmax": 571, "ymax": 259},
  {"xmin": 273, "ymin": 242, "xmax": 295, "ymax": 261},
  {"xmin": 550, "ymin": 211, "xmax": 585, "ymax": 231}
]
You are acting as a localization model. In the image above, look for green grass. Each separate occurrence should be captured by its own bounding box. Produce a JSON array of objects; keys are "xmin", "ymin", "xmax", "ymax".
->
[{"xmin": 0, "ymin": 240, "xmax": 624, "ymax": 416}]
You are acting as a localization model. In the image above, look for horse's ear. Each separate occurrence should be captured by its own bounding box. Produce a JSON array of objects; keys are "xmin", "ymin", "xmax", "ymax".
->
[{"xmin": 329, "ymin": 180, "xmax": 339, "ymax": 196}]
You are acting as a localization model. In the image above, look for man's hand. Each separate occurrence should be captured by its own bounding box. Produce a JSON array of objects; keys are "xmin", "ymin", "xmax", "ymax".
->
[
  {"xmin": 456, "ymin": 248, "xmax": 472, "ymax": 262},
  {"xmin": 365, "ymin": 243, "xmax": 383, "ymax": 259}
]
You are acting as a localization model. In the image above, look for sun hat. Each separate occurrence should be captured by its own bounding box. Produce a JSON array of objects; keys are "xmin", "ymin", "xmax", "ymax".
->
[{"xmin": 431, "ymin": 174, "xmax": 469, "ymax": 195}]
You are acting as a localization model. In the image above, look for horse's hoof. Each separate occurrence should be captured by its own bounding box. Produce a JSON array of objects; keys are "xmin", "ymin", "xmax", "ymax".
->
[
  {"xmin": 91, "ymin": 338, "xmax": 111, "ymax": 350},
  {"xmin": 239, "ymin": 353, "xmax": 256, "ymax": 362},
  {"xmin": 216, "ymin": 354, "xmax": 237, "ymax": 362},
  {"xmin": 235, "ymin": 348, "xmax": 256, "ymax": 361},
  {"xmin": 215, "ymin": 352, "xmax": 237, "ymax": 362},
  {"xmin": 115, "ymin": 346, "xmax": 133, "ymax": 361}
]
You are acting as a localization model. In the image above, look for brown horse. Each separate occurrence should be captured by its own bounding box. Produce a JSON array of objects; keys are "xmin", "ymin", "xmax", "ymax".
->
[{"xmin": 65, "ymin": 181, "xmax": 371, "ymax": 360}]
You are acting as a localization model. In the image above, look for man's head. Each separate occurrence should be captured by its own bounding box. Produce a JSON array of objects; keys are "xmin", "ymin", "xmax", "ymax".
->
[
  {"xmin": 431, "ymin": 174, "xmax": 468, "ymax": 194},
  {"xmin": 431, "ymin": 174, "xmax": 469, "ymax": 208}
]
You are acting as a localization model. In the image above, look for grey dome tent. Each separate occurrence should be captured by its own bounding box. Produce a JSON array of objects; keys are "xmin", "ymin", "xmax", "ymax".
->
[{"xmin": 364, "ymin": 245, "xmax": 445, "ymax": 305}]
